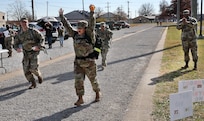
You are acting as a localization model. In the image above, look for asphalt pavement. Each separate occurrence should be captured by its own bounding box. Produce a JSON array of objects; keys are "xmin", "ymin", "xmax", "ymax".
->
[{"xmin": 0, "ymin": 24, "xmax": 166, "ymax": 121}]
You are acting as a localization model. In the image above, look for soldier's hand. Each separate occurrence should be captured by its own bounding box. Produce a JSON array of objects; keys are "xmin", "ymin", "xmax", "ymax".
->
[
  {"xmin": 182, "ymin": 18, "xmax": 187, "ymax": 24},
  {"xmin": 32, "ymin": 46, "xmax": 40, "ymax": 51},
  {"xmin": 89, "ymin": 4, "xmax": 95, "ymax": 12},
  {"xmin": 59, "ymin": 8, "xmax": 64, "ymax": 16},
  {"xmin": 16, "ymin": 48, "xmax": 22, "ymax": 53}
]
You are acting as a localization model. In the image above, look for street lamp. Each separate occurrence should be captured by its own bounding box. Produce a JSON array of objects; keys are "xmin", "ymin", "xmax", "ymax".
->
[{"xmin": 199, "ymin": 0, "xmax": 203, "ymax": 37}]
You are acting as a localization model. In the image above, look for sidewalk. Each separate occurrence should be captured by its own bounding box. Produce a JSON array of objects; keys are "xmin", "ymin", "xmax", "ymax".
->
[{"xmin": 123, "ymin": 27, "xmax": 168, "ymax": 121}]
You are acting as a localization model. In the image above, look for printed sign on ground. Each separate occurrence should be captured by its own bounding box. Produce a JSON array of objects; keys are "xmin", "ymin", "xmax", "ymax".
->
[
  {"xmin": 179, "ymin": 79, "xmax": 204, "ymax": 102},
  {"xmin": 170, "ymin": 91, "xmax": 193, "ymax": 121}
]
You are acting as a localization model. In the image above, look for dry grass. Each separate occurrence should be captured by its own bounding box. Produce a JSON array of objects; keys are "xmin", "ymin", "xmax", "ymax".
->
[{"xmin": 152, "ymin": 26, "xmax": 204, "ymax": 121}]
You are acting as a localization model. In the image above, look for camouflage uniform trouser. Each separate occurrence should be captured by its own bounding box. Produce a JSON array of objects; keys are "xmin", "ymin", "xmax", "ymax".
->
[
  {"xmin": 23, "ymin": 51, "xmax": 42, "ymax": 82},
  {"xmin": 182, "ymin": 39, "xmax": 198, "ymax": 62},
  {"xmin": 74, "ymin": 59, "xmax": 100, "ymax": 96},
  {"xmin": 4, "ymin": 37, "xmax": 13, "ymax": 55},
  {"xmin": 101, "ymin": 46, "xmax": 109, "ymax": 66}
]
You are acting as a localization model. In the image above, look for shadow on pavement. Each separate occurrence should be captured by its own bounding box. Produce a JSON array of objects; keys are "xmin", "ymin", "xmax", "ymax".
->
[
  {"xmin": 149, "ymin": 69, "xmax": 194, "ymax": 85},
  {"xmin": 0, "ymin": 82, "xmax": 29, "ymax": 93},
  {"xmin": 0, "ymin": 88, "xmax": 27, "ymax": 101},
  {"xmin": 34, "ymin": 102, "xmax": 94, "ymax": 121},
  {"xmin": 43, "ymin": 71, "xmax": 74, "ymax": 84},
  {"xmin": 108, "ymin": 44, "xmax": 181, "ymax": 66},
  {"xmin": 0, "ymin": 71, "xmax": 74, "ymax": 101}
]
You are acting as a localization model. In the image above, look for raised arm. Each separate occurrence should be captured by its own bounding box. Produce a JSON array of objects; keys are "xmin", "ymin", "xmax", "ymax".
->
[
  {"xmin": 86, "ymin": 5, "xmax": 96, "ymax": 44},
  {"xmin": 59, "ymin": 8, "xmax": 75, "ymax": 37}
]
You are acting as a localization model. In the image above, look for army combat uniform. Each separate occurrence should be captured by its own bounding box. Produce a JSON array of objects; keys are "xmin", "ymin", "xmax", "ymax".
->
[
  {"xmin": 3, "ymin": 27, "xmax": 15, "ymax": 57},
  {"xmin": 14, "ymin": 27, "xmax": 45, "ymax": 89},
  {"xmin": 60, "ymin": 11, "xmax": 100, "ymax": 96},
  {"xmin": 97, "ymin": 23, "xmax": 113, "ymax": 68},
  {"xmin": 177, "ymin": 10, "xmax": 198, "ymax": 70}
]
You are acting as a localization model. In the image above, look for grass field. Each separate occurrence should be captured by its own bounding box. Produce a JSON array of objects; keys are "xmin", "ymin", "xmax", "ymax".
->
[{"xmin": 152, "ymin": 26, "xmax": 204, "ymax": 121}]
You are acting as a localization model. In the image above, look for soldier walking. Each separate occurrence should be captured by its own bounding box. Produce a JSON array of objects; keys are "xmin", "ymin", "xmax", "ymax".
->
[
  {"xmin": 97, "ymin": 22, "xmax": 113, "ymax": 70},
  {"xmin": 59, "ymin": 4, "xmax": 101, "ymax": 106},
  {"xmin": 14, "ymin": 18, "xmax": 45, "ymax": 89},
  {"xmin": 3, "ymin": 25, "xmax": 15, "ymax": 57},
  {"xmin": 177, "ymin": 10, "xmax": 198, "ymax": 70}
]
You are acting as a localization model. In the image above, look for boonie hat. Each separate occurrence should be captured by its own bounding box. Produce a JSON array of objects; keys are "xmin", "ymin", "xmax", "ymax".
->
[
  {"xmin": 183, "ymin": 10, "xmax": 190, "ymax": 15},
  {"xmin": 78, "ymin": 20, "xmax": 88, "ymax": 29}
]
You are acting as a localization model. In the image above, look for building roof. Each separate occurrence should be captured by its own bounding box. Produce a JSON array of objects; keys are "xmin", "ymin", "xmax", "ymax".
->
[
  {"xmin": 64, "ymin": 10, "xmax": 90, "ymax": 21},
  {"xmin": 0, "ymin": 11, "xmax": 5, "ymax": 14},
  {"xmin": 98, "ymin": 12, "xmax": 116, "ymax": 18}
]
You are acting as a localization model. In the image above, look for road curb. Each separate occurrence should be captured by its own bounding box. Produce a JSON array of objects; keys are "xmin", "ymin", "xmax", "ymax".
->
[{"xmin": 123, "ymin": 27, "xmax": 168, "ymax": 121}]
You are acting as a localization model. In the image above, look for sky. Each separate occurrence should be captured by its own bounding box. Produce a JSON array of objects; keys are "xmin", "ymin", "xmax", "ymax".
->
[{"xmin": 1, "ymin": 0, "xmax": 167, "ymax": 20}]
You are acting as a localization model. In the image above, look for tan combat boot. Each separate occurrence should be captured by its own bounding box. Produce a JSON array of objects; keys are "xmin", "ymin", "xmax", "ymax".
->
[
  {"xmin": 74, "ymin": 95, "xmax": 84, "ymax": 106},
  {"xmin": 28, "ymin": 80, "xmax": 36, "ymax": 89}
]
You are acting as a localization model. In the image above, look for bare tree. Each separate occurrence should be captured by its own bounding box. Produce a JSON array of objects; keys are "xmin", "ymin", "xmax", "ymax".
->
[
  {"xmin": 95, "ymin": 7, "xmax": 103, "ymax": 18},
  {"xmin": 114, "ymin": 7, "xmax": 127, "ymax": 21},
  {"xmin": 159, "ymin": 0, "xmax": 169, "ymax": 12},
  {"xmin": 138, "ymin": 3, "xmax": 154, "ymax": 16},
  {"xmin": 7, "ymin": 0, "xmax": 32, "ymax": 21}
]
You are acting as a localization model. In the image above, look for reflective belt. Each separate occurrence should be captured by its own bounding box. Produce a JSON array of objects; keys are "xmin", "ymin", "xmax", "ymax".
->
[{"xmin": 94, "ymin": 47, "xmax": 101, "ymax": 53}]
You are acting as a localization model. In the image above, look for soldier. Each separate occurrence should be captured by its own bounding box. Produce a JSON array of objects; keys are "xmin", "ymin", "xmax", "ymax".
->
[
  {"xmin": 97, "ymin": 22, "xmax": 113, "ymax": 70},
  {"xmin": 59, "ymin": 4, "xmax": 101, "ymax": 106},
  {"xmin": 14, "ymin": 18, "xmax": 45, "ymax": 89},
  {"xmin": 57, "ymin": 22, "xmax": 65, "ymax": 47},
  {"xmin": 177, "ymin": 10, "xmax": 198, "ymax": 70},
  {"xmin": 3, "ymin": 25, "xmax": 15, "ymax": 57}
]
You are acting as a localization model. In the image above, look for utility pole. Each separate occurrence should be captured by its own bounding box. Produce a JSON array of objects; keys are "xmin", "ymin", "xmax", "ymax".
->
[
  {"xmin": 106, "ymin": 2, "xmax": 110, "ymax": 21},
  {"xmin": 199, "ymin": 0, "xmax": 203, "ymax": 37},
  {"xmin": 127, "ymin": 1, "xmax": 130, "ymax": 19},
  {"xmin": 177, "ymin": 0, "xmax": 180, "ymax": 23},
  {"xmin": 82, "ymin": 0, "xmax": 84, "ymax": 11},
  {"xmin": 47, "ymin": 1, "xmax": 48, "ymax": 17},
  {"xmin": 191, "ymin": 0, "xmax": 198, "ymax": 19},
  {"xmin": 31, "ymin": 0, "xmax": 34, "ymax": 20}
]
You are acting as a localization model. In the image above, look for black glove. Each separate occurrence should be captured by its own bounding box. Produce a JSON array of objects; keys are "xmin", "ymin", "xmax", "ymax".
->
[{"xmin": 88, "ymin": 47, "xmax": 101, "ymax": 59}]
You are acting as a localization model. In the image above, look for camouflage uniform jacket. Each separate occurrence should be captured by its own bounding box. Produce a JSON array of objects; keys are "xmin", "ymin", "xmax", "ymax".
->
[
  {"xmin": 60, "ymin": 12, "xmax": 96, "ymax": 58},
  {"xmin": 177, "ymin": 16, "xmax": 197, "ymax": 41},
  {"xmin": 14, "ymin": 28, "xmax": 45, "ymax": 52},
  {"xmin": 97, "ymin": 28, "xmax": 113, "ymax": 48}
]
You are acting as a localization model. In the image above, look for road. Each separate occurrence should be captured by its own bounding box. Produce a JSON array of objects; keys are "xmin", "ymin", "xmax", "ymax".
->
[{"xmin": 0, "ymin": 24, "xmax": 165, "ymax": 121}]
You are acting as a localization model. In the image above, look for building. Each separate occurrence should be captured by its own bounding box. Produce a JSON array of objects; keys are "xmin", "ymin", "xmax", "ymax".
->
[
  {"xmin": 56, "ymin": 10, "xmax": 90, "ymax": 23},
  {"xmin": 133, "ymin": 15, "xmax": 156, "ymax": 23},
  {"xmin": 0, "ymin": 11, "xmax": 6, "ymax": 27}
]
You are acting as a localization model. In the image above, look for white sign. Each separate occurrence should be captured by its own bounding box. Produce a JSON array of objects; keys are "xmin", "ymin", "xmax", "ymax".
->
[
  {"xmin": 170, "ymin": 91, "xmax": 193, "ymax": 121},
  {"xmin": 179, "ymin": 79, "xmax": 204, "ymax": 102}
]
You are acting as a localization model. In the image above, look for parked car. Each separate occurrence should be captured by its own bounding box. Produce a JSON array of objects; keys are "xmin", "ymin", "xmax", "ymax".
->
[
  {"xmin": 106, "ymin": 21, "xmax": 121, "ymax": 30},
  {"xmin": 29, "ymin": 22, "xmax": 46, "ymax": 36},
  {"xmin": 95, "ymin": 23, "xmax": 101, "ymax": 30},
  {"xmin": 117, "ymin": 21, "xmax": 130, "ymax": 28}
]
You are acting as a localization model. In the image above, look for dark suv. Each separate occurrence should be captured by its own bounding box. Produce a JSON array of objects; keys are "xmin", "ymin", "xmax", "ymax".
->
[{"xmin": 106, "ymin": 21, "xmax": 121, "ymax": 30}]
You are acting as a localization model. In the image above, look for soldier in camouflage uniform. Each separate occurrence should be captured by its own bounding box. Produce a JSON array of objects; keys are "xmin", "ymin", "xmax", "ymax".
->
[
  {"xmin": 14, "ymin": 18, "xmax": 45, "ymax": 89},
  {"xmin": 177, "ymin": 10, "xmax": 198, "ymax": 70},
  {"xmin": 3, "ymin": 25, "xmax": 15, "ymax": 57},
  {"xmin": 59, "ymin": 4, "xmax": 101, "ymax": 106},
  {"xmin": 97, "ymin": 22, "xmax": 113, "ymax": 70}
]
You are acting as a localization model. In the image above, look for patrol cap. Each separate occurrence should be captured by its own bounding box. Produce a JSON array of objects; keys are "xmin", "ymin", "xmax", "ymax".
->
[
  {"xmin": 183, "ymin": 10, "xmax": 190, "ymax": 15},
  {"xmin": 100, "ymin": 22, "xmax": 106, "ymax": 27},
  {"xmin": 20, "ymin": 17, "xmax": 28, "ymax": 22},
  {"xmin": 77, "ymin": 20, "xmax": 88, "ymax": 29}
]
